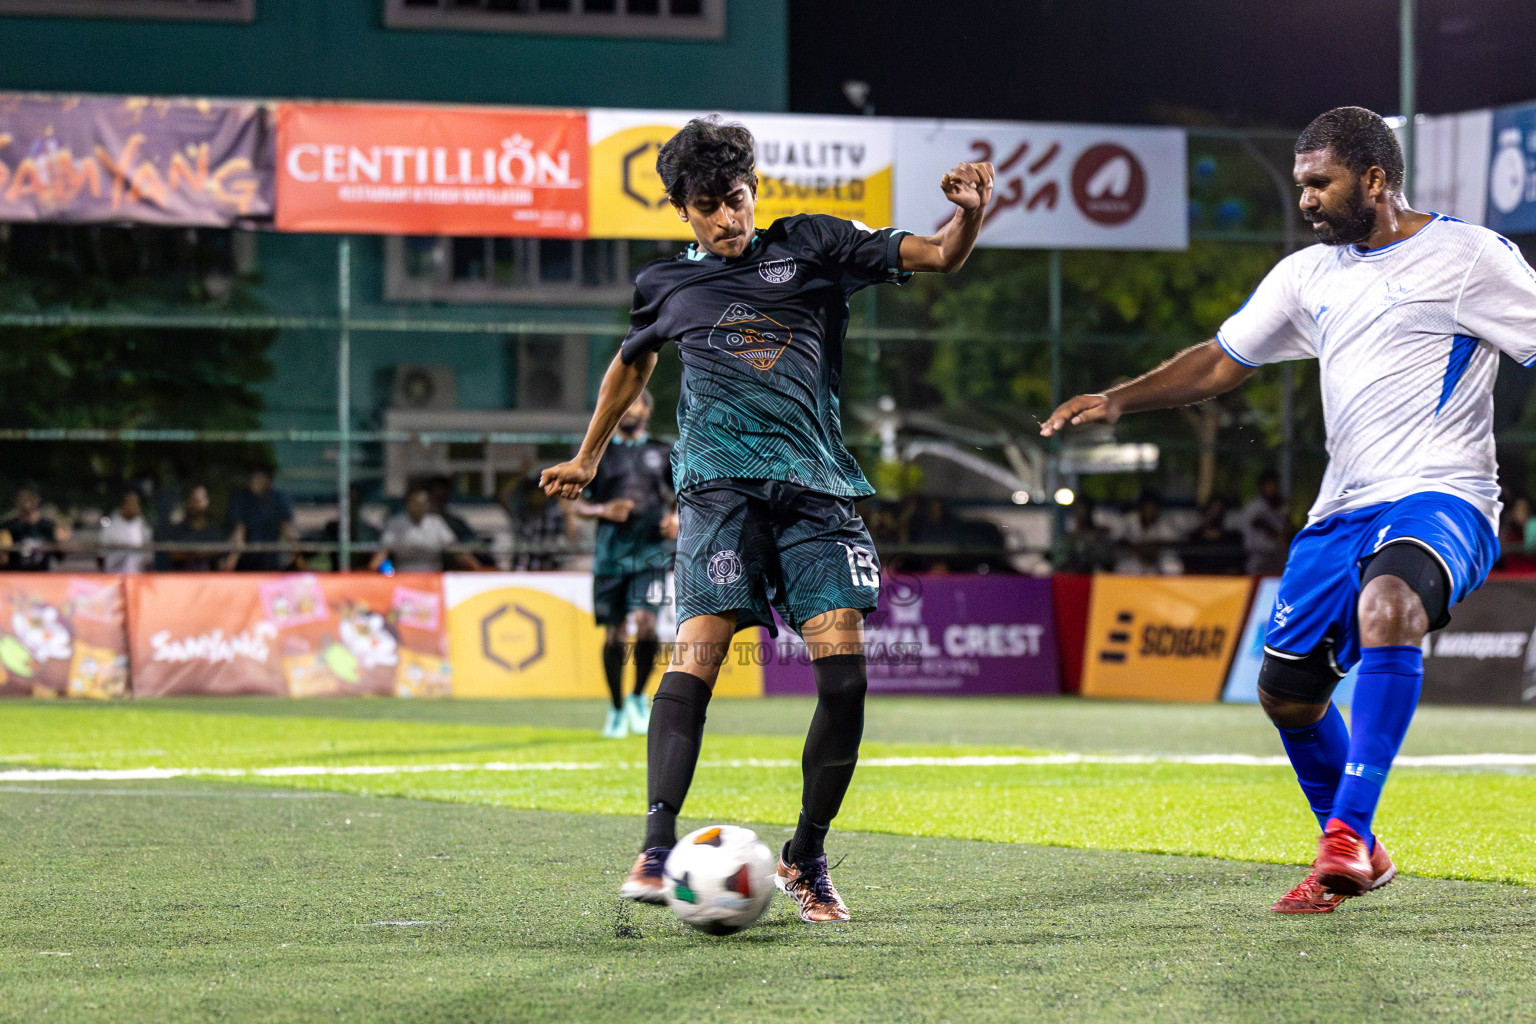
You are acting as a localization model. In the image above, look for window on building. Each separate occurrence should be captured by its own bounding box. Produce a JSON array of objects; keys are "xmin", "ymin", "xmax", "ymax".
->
[
  {"xmin": 0, "ymin": 0, "xmax": 255, "ymax": 22},
  {"xmin": 384, "ymin": 236, "xmax": 677, "ymax": 306},
  {"xmin": 383, "ymin": 0, "xmax": 723, "ymax": 39}
]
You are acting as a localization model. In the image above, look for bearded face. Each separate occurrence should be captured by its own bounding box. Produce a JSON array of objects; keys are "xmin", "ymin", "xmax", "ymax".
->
[{"xmin": 1304, "ymin": 184, "xmax": 1378, "ymax": 246}]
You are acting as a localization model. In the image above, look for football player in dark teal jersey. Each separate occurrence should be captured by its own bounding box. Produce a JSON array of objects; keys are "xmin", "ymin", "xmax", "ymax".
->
[
  {"xmin": 542, "ymin": 116, "xmax": 991, "ymax": 923},
  {"xmin": 572, "ymin": 389, "xmax": 677, "ymax": 740}
]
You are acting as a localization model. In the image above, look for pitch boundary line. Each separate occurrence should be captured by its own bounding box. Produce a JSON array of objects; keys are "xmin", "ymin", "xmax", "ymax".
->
[{"xmin": 3, "ymin": 751, "xmax": 1535, "ymax": 782}]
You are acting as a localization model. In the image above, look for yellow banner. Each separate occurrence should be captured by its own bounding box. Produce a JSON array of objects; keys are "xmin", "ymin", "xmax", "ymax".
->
[
  {"xmin": 1080, "ymin": 575, "xmax": 1252, "ymax": 702},
  {"xmin": 444, "ymin": 572, "xmax": 761, "ymax": 698},
  {"xmin": 588, "ymin": 110, "xmax": 895, "ymax": 240}
]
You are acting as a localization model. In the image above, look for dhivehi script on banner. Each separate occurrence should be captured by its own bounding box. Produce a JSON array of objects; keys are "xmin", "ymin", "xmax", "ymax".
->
[
  {"xmin": 895, "ymin": 119, "xmax": 1187, "ymax": 250},
  {"xmin": 588, "ymin": 109, "xmax": 894, "ymax": 240}
]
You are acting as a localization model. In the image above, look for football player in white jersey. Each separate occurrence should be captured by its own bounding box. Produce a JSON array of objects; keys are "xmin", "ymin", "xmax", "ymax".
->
[{"xmin": 1042, "ymin": 106, "xmax": 1536, "ymax": 914}]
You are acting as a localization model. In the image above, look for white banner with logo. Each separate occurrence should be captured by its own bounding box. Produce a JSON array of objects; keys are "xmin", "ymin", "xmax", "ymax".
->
[{"xmin": 894, "ymin": 120, "xmax": 1187, "ymax": 250}]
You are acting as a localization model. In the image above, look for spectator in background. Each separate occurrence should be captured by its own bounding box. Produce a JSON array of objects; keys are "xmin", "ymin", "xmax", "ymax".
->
[
  {"xmin": 427, "ymin": 475, "xmax": 490, "ymax": 567},
  {"xmin": 1497, "ymin": 505, "xmax": 1536, "ymax": 574},
  {"xmin": 98, "ymin": 489, "xmax": 153, "ymax": 574},
  {"xmin": 313, "ymin": 484, "xmax": 381, "ymax": 571},
  {"xmin": 1115, "ymin": 490, "xmax": 1184, "ymax": 575},
  {"xmin": 224, "ymin": 467, "xmax": 300, "ymax": 572},
  {"xmin": 371, "ymin": 486, "xmax": 479, "ymax": 573},
  {"xmin": 499, "ymin": 471, "xmax": 573, "ymax": 570},
  {"xmin": 162, "ymin": 485, "xmax": 226, "ymax": 571},
  {"xmin": 2, "ymin": 482, "xmax": 65, "ymax": 572},
  {"xmin": 1241, "ymin": 469, "xmax": 1289, "ymax": 576},
  {"xmin": 1182, "ymin": 495, "xmax": 1245, "ymax": 575},
  {"xmin": 1052, "ymin": 496, "xmax": 1116, "ymax": 573}
]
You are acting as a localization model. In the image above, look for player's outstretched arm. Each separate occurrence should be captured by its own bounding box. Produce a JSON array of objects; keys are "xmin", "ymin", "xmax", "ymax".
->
[
  {"xmin": 1039, "ymin": 339, "xmax": 1254, "ymax": 437},
  {"xmin": 897, "ymin": 161, "xmax": 995, "ymax": 274},
  {"xmin": 540, "ymin": 350, "xmax": 657, "ymax": 500}
]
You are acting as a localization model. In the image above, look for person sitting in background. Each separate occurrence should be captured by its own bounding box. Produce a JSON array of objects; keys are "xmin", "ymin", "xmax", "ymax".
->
[
  {"xmin": 1242, "ymin": 469, "xmax": 1289, "ymax": 576},
  {"xmin": 225, "ymin": 467, "xmax": 301, "ymax": 572},
  {"xmin": 2, "ymin": 482, "xmax": 66, "ymax": 572},
  {"xmin": 98, "ymin": 489, "xmax": 153, "ymax": 574},
  {"xmin": 499, "ymin": 471, "xmax": 574, "ymax": 570},
  {"xmin": 1496, "ymin": 506, "xmax": 1536, "ymax": 574},
  {"xmin": 162, "ymin": 485, "xmax": 226, "ymax": 571},
  {"xmin": 1052, "ymin": 496, "xmax": 1116, "ymax": 573},
  {"xmin": 1114, "ymin": 490, "xmax": 1184, "ymax": 575},
  {"xmin": 313, "ymin": 485, "xmax": 382, "ymax": 571},
  {"xmin": 371, "ymin": 486, "xmax": 479, "ymax": 573},
  {"xmin": 1182, "ymin": 495, "xmax": 1246, "ymax": 575},
  {"xmin": 427, "ymin": 475, "xmax": 490, "ymax": 567}
]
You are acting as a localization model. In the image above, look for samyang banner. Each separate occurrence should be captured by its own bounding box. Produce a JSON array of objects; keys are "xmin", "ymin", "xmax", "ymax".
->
[
  {"xmin": 762, "ymin": 575, "xmax": 1061, "ymax": 696},
  {"xmin": 0, "ymin": 93, "xmax": 274, "ymax": 226},
  {"xmin": 894, "ymin": 119, "xmax": 1187, "ymax": 250},
  {"xmin": 275, "ymin": 103, "xmax": 587, "ymax": 236},
  {"xmin": 588, "ymin": 109, "xmax": 895, "ymax": 240},
  {"xmin": 126, "ymin": 574, "xmax": 449, "ymax": 698},
  {"xmin": 1080, "ymin": 575, "xmax": 1251, "ymax": 701},
  {"xmin": 0, "ymin": 575, "xmax": 127, "ymax": 699}
]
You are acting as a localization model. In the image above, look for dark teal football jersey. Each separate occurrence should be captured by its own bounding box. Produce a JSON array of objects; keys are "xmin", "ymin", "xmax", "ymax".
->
[{"xmin": 619, "ymin": 214, "xmax": 910, "ymax": 498}]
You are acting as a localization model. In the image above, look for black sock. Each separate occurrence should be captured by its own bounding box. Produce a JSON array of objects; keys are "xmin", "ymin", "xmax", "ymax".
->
[
  {"xmin": 642, "ymin": 671, "xmax": 713, "ymax": 850},
  {"xmin": 601, "ymin": 640, "xmax": 625, "ymax": 710},
  {"xmin": 789, "ymin": 653, "xmax": 867, "ymax": 862},
  {"xmin": 632, "ymin": 638, "xmax": 660, "ymax": 698}
]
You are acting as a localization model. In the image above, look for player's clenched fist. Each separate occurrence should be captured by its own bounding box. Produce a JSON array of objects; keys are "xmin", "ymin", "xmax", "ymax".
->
[
  {"xmin": 941, "ymin": 161, "xmax": 994, "ymax": 211},
  {"xmin": 1039, "ymin": 393, "xmax": 1118, "ymax": 437},
  {"xmin": 540, "ymin": 457, "xmax": 596, "ymax": 500}
]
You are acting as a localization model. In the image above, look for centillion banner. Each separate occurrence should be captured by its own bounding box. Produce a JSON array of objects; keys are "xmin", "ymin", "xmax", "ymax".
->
[
  {"xmin": 445, "ymin": 572, "xmax": 761, "ymax": 698},
  {"xmin": 1080, "ymin": 575, "xmax": 1252, "ymax": 702},
  {"xmin": 588, "ymin": 109, "xmax": 895, "ymax": 240}
]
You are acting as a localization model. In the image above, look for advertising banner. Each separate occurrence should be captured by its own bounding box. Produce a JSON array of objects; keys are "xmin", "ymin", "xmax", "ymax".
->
[
  {"xmin": 894, "ymin": 120, "xmax": 1187, "ymax": 250},
  {"xmin": 588, "ymin": 109, "xmax": 895, "ymax": 239},
  {"xmin": 1485, "ymin": 104, "xmax": 1536, "ymax": 236},
  {"xmin": 0, "ymin": 93, "xmax": 274, "ymax": 226},
  {"xmin": 1221, "ymin": 577, "xmax": 1358, "ymax": 706},
  {"xmin": 1081, "ymin": 575, "xmax": 1251, "ymax": 701},
  {"xmin": 126, "ymin": 574, "xmax": 449, "ymax": 698},
  {"xmin": 444, "ymin": 572, "xmax": 762, "ymax": 698},
  {"xmin": 275, "ymin": 103, "xmax": 587, "ymax": 236},
  {"xmin": 761, "ymin": 575, "xmax": 1060, "ymax": 696},
  {"xmin": 1419, "ymin": 578, "xmax": 1536, "ymax": 706},
  {"xmin": 0, "ymin": 575, "xmax": 127, "ymax": 699}
]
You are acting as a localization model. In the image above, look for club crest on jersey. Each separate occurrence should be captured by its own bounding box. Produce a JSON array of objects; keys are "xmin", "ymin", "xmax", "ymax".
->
[
  {"xmin": 708, "ymin": 302, "xmax": 793, "ymax": 372},
  {"xmin": 707, "ymin": 549, "xmax": 744, "ymax": 586},
  {"xmin": 758, "ymin": 258, "xmax": 797, "ymax": 284}
]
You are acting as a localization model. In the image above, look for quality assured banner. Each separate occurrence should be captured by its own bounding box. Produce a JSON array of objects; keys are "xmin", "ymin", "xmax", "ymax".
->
[
  {"xmin": 1081, "ymin": 575, "xmax": 1251, "ymax": 701},
  {"xmin": 275, "ymin": 103, "xmax": 587, "ymax": 236},
  {"xmin": 126, "ymin": 574, "xmax": 449, "ymax": 698},
  {"xmin": 0, "ymin": 93, "xmax": 274, "ymax": 226},
  {"xmin": 762, "ymin": 574, "xmax": 1061, "ymax": 696},
  {"xmin": 588, "ymin": 109, "xmax": 895, "ymax": 240},
  {"xmin": 0, "ymin": 575, "xmax": 127, "ymax": 699},
  {"xmin": 894, "ymin": 119, "xmax": 1187, "ymax": 250}
]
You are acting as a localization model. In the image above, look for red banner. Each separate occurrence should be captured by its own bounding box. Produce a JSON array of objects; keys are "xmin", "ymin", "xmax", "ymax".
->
[
  {"xmin": 0, "ymin": 575, "xmax": 128, "ymax": 699},
  {"xmin": 275, "ymin": 103, "xmax": 587, "ymax": 236},
  {"xmin": 0, "ymin": 93, "xmax": 274, "ymax": 226},
  {"xmin": 126, "ymin": 574, "xmax": 449, "ymax": 698}
]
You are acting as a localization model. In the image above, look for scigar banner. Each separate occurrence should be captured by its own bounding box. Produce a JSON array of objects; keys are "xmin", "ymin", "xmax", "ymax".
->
[
  {"xmin": 588, "ymin": 109, "xmax": 895, "ymax": 240},
  {"xmin": 1080, "ymin": 575, "xmax": 1251, "ymax": 701},
  {"xmin": 275, "ymin": 103, "xmax": 587, "ymax": 236},
  {"xmin": 0, "ymin": 93, "xmax": 274, "ymax": 226},
  {"xmin": 894, "ymin": 119, "xmax": 1187, "ymax": 250}
]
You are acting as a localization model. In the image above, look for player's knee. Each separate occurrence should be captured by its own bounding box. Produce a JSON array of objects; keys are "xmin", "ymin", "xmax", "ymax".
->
[
  {"xmin": 632, "ymin": 610, "xmax": 658, "ymax": 639},
  {"xmin": 1257, "ymin": 646, "xmax": 1340, "ymax": 728},
  {"xmin": 812, "ymin": 653, "xmax": 868, "ymax": 700},
  {"xmin": 1357, "ymin": 574, "xmax": 1429, "ymax": 646}
]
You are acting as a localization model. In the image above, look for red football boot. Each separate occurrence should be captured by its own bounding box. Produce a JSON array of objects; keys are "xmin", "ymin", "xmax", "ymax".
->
[
  {"xmin": 1271, "ymin": 832, "xmax": 1396, "ymax": 913},
  {"xmin": 1313, "ymin": 819, "xmax": 1377, "ymax": 895}
]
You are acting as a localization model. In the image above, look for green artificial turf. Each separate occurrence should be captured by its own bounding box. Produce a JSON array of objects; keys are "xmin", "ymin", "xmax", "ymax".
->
[{"xmin": 3, "ymin": 782, "xmax": 1534, "ymax": 1024}]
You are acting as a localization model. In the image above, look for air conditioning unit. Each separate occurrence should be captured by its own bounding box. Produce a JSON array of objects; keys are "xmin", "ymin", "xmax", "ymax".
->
[{"xmin": 391, "ymin": 365, "xmax": 457, "ymax": 410}]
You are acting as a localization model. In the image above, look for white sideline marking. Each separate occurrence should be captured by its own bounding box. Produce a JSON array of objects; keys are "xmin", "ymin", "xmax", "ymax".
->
[{"xmin": 2, "ymin": 752, "xmax": 1535, "ymax": 783}]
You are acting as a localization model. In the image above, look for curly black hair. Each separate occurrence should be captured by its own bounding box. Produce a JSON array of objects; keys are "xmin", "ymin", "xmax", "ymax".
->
[
  {"xmin": 1294, "ymin": 106, "xmax": 1405, "ymax": 197},
  {"xmin": 656, "ymin": 116, "xmax": 756, "ymax": 206}
]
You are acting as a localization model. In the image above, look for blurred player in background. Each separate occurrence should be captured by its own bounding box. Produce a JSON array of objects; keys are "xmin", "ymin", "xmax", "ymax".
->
[
  {"xmin": 1043, "ymin": 106, "xmax": 1536, "ymax": 914},
  {"xmin": 543, "ymin": 116, "xmax": 992, "ymax": 923},
  {"xmin": 572, "ymin": 389, "xmax": 677, "ymax": 739}
]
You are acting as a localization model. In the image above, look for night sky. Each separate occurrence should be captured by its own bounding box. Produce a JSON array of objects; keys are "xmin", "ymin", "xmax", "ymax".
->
[{"xmin": 789, "ymin": 0, "xmax": 1536, "ymax": 128}]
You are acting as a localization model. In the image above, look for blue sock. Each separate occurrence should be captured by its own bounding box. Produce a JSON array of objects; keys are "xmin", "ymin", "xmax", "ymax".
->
[
  {"xmin": 1277, "ymin": 702, "xmax": 1350, "ymax": 829},
  {"xmin": 1331, "ymin": 645, "xmax": 1423, "ymax": 848}
]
